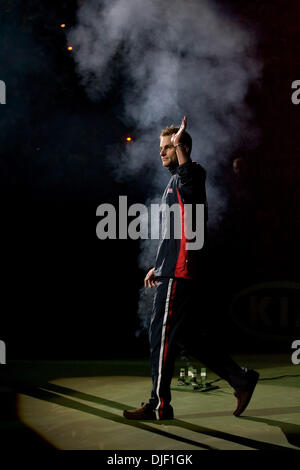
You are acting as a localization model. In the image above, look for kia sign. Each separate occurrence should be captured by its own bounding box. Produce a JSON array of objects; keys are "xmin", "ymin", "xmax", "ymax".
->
[{"xmin": 229, "ymin": 281, "xmax": 300, "ymax": 343}]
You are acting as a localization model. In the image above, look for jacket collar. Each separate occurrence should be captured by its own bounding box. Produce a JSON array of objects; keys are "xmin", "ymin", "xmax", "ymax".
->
[{"xmin": 168, "ymin": 164, "xmax": 178, "ymax": 175}]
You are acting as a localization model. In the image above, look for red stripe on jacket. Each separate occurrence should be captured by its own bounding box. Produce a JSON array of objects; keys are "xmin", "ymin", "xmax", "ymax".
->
[{"xmin": 175, "ymin": 189, "xmax": 193, "ymax": 279}]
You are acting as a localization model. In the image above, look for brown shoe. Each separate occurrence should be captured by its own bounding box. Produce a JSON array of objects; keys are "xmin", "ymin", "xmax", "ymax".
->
[
  {"xmin": 233, "ymin": 370, "xmax": 259, "ymax": 417},
  {"xmin": 123, "ymin": 402, "xmax": 174, "ymax": 420}
]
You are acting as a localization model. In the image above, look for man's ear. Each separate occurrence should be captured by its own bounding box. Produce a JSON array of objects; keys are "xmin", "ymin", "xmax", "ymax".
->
[{"xmin": 184, "ymin": 145, "xmax": 190, "ymax": 155}]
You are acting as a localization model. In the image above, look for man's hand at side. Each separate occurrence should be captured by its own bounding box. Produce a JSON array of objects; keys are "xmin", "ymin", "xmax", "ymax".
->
[{"xmin": 144, "ymin": 267, "xmax": 158, "ymax": 288}]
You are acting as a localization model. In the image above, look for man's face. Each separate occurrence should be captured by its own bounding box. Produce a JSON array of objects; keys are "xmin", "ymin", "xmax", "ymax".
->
[{"xmin": 160, "ymin": 135, "xmax": 178, "ymax": 168}]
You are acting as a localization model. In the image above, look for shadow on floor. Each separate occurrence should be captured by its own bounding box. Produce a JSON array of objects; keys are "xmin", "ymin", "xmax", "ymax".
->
[
  {"xmin": 241, "ymin": 416, "xmax": 300, "ymax": 449},
  {"xmin": 183, "ymin": 405, "xmax": 300, "ymax": 419},
  {"xmin": 0, "ymin": 391, "xmax": 54, "ymax": 450},
  {"xmin": 17, "ymin": 382, "xmax": 298, "ymax": 451}
]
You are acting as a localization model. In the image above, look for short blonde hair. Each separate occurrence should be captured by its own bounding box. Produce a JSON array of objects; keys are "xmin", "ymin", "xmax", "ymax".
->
[{"xmin": 160, "ymin": 125, "xmax": 192, "ymax": 155}]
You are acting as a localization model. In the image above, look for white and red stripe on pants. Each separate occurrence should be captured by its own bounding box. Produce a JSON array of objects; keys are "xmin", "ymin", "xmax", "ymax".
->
[
  {"xmin": 148, "ymin": 277, "xmax": 193, "ymax": 419},
  {"xmin": 148, "ymin": 277, "xmax": 249, "ymax": 419}
]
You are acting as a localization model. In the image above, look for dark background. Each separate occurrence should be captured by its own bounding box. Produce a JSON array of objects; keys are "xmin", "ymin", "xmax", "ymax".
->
[{"xmin": 1, "ymin": 0, "xmax": 300, "ymax": 359}]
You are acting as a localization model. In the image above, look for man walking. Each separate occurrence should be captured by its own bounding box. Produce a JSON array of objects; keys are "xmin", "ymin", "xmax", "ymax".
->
[{"xmin": 123, "ymin": 117, "xmax": 259, "ymax": 421}]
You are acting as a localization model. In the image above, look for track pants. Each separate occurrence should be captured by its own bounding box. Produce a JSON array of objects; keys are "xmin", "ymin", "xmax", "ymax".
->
[{"xmin": 148, "ymin": 277, "xmax": 251, "ymax": 418}]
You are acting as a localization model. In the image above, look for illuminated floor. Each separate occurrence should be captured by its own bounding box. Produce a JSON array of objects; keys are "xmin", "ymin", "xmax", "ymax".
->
[{"xmin": 1, "ymin": 356, "xmax": 300, "ymax": 450}]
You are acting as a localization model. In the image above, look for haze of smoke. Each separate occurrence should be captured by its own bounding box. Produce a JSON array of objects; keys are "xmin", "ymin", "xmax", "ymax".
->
[
  {"xmin": 69, "ymin": 0, "xmax": 261, "ymax": 331},
  {"xmin": 136, "ymin": 197, "xmax": 160, "ymax": 334},
  {"xmin": 70, "ymin": 0, "xmax": 260, "ymax": 209}
]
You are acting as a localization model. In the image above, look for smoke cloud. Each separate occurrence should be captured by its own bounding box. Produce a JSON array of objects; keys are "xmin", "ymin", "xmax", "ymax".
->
[{"xmin": 69, "ymin": 0, "xmax": 261, "ymax": 332}]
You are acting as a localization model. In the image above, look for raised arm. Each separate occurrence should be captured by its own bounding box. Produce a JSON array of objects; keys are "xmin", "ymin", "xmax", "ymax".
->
[{"xmin": 170, "ymin": 116, "xmax": 190, "ymax": 166}]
